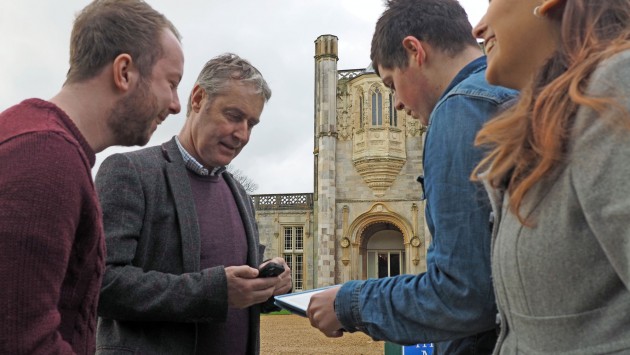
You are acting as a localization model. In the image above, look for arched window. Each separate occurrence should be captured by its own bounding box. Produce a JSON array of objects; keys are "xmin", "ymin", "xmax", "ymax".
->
[
  {"xmin": 389, "ymin": 93, "xmax": 398, "ymax": 127},
  {"xmin": 359, "ymin": 94, "xmax": 364, "ymax": 128},
  {"xmin": 372, "ymin": 90, "xmax": 383, "ymax": 126}
]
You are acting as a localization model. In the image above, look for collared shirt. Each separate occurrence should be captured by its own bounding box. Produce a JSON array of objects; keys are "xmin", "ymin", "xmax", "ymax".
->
[{"xmin": 174, "ymin": 136, "xmax": 225, "ymax": 176}]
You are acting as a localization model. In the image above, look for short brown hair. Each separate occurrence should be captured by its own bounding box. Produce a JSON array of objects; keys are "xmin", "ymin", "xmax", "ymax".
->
[
  {"xmin": 371, "ymin": 0, "xmax": 478, "ymax": 76},
  {"xmin": 66, "ymin": 0, "xmax": 181, "ymax": 84}
]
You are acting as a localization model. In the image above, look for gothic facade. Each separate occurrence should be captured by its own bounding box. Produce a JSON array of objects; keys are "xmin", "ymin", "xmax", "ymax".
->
[{"xmin": 253, "ymin": 35, "xmax": 429, "ymax": 290}]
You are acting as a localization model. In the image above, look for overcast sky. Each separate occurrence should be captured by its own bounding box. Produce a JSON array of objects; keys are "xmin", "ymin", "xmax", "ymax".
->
[{"xmin": 0, "ymin": 0, "xmax": 488, "ymax": 194}]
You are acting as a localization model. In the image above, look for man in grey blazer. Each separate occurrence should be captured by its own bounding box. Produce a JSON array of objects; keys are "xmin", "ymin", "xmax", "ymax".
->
[{"xmin": 94, "ymin": 53, "xmax": 292, "ymax": 355}]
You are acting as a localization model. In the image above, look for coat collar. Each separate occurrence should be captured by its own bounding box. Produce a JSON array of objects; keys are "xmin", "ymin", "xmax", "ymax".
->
[{"xmin": 162, "ymin": 137, "xmax": 201, "ymax": 272}]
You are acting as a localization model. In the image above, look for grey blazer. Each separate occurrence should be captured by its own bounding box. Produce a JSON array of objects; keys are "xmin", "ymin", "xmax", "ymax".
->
[
  {"xmin": 484, "ymin": 50, "xmax": 630, "ymax": 354},
  {"xmin": 94, "ymin": 137, "xmax": 264, "ymax": 355}
]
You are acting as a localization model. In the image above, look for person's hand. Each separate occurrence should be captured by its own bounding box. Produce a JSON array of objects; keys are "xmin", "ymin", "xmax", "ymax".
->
[
  {"xmin": 225, "ymin": 265, "xmax": 276, "ymax": 309},
  {"xmin": 260, "ymin": 257, "xmax": 292, "ymax": 295},
  {"xmin": 306, "ymin": 286, "xmax": 344, "ymax": 337}
]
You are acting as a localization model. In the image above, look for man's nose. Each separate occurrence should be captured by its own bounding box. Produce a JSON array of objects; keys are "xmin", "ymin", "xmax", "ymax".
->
[
  {"xmin": 233, "ymin": 120, "xmax": 249, "ymax": 144},
  {"xmin": 169, "ymin": 92, "xmax": 181, "ymax": 114}
]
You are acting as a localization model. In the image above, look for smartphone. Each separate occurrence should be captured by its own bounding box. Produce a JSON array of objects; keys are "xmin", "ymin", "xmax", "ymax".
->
[{"xmin": 258, "ymin": 262, "xmax": 284, "ymax": 278}]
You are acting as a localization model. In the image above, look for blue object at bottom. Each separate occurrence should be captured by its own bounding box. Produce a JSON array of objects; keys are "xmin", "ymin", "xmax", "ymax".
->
[{"xmin": 403, "ymin": 343, "xmax": 434, "ymax": 355}]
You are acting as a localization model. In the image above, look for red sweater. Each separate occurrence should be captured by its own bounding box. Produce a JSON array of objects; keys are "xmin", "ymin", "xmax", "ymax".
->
[{"xmin": 0, "ymin": 99, "xmax": 105, "ymax": 354}]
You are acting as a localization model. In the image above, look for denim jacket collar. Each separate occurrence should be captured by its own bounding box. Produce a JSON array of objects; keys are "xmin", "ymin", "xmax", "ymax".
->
[
  {"xmin": 441, "ymin": 56, "xmax": 487, "ymax": 101},
  {"xmin": 428, "ymin": 56, "xmax": 487, "ymax": 127}
]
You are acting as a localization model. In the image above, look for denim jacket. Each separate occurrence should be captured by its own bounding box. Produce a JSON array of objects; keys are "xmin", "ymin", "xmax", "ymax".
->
[{"xmin": 335, "ymin": 57, "xmax": 517, "ymax": 354}]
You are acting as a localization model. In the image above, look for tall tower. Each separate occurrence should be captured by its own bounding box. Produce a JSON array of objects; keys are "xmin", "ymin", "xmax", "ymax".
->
[{"xmin": 314, "ymin": 35, "xmax": 338, "ymax": 286}]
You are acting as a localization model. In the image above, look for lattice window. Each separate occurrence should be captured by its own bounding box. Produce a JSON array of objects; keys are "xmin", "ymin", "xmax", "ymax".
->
[
  {"xmin": 294, "ymin": 254, "xmax": 303, "ymax": 290},
  {"xmin": 283, "ymin": 226, "xmax": 304, "ymax": 291},
  {"xmin": 295, "ymin": 227, "xmax": 303, "ymax": 250},
  {"xmin": 284, "ymin": 227, "xmax": 293, "ymax": 250}
]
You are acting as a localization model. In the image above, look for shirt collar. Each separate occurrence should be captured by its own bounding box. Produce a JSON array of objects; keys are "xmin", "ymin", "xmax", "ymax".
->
[
  {"xmin": 174, "ymin": 136, "xmax": 226, "ymax": 176},
  {"xmin": 439, "ymin": 56, "xmax": 487, "ymax": 102}
]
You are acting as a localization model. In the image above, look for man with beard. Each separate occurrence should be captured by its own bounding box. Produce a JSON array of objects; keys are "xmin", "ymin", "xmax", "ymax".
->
[
  {"xmin": 94, "ymin": 53, "xmax": 292, "ymax": 355},
  {"xmin": 0, "ymin": 1, "xmax": 183, "ymax": 354}
]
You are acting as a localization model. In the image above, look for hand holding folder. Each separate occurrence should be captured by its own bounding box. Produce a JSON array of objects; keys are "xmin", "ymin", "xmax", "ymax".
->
[{"xmin": 273, "ymin": 285, "xmax": 339, "ymax": 317}]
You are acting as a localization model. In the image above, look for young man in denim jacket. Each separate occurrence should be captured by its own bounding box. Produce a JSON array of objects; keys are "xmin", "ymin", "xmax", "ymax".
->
[{"xmin": 307, "ymin": 0, "xmax": 517, "ymax": 354}]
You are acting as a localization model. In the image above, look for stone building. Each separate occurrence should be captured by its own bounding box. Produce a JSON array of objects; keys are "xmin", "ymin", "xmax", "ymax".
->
[{"xmin": 252, "ymin": 35, "xmax": 429, "ymax": 291}]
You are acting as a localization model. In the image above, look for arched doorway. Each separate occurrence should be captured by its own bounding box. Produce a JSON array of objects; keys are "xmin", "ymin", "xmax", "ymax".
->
[
  {"xmin": 342, "ymin": 202, "xmax": 417, "ymax": 282},
  {"xmin": 362, "ymin": 222, "xmax": 405, "ymax": 279}
]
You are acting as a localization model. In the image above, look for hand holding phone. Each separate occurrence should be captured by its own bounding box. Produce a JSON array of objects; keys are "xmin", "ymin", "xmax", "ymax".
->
[{"xmin": 258, "ymin": 262, "xmax": 284, "ymax": 278}]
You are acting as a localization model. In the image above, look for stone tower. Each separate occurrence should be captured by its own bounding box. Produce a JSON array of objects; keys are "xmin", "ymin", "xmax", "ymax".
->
[
  {"xmin": 252, "ymin": 35, "xmax": 428, "ymax": 292},
  {"xmin": 313, "ymin": 34, "xmax": 339, "ymax": 286},
  {"xmin": 312, "ymin": 33, "xmax": 428, "ymax": 288}
]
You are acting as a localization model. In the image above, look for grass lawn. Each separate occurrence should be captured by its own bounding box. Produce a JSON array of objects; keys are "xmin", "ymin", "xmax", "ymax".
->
[{"xmin": 264, "ymin": 309, "xmax": 291, "ymax": 316}]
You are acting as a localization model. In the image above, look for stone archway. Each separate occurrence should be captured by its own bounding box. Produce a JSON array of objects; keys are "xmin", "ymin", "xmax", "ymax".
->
[
  {"xmin": 342, "ymin": 203, "xmax": 415, "ymax": 280},
  {"xmin": 361, "ymin": 222, "xmax": 405, "ymax": 279}
]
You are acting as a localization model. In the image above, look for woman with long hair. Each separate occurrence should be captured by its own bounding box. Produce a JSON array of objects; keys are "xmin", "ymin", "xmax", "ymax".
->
[{"xmin": 472, "ymin": 0, "xmax": 630, "ymax": 353}]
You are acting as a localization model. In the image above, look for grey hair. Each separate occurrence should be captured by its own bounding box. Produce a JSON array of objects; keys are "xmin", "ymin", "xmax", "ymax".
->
[{"xmin": 186, "ymin": 53, "xmax": 272, "ymax": 116}]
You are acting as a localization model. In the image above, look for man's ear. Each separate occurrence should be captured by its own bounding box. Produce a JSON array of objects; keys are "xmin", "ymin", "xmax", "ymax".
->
[
  {"xmin": 539, "ymin": 0, "xmax": 565, "ymax": 16},
  {"xmin": 401, "ymin": 36, "xmax": 426, "ymax": 67},
  {"xmin": 112, "ymin": 53, "xmax": 136, "ymax": 92},
  {"xmin": 190, "ymin": 84, "xmax": 205, "ymax": 113}
]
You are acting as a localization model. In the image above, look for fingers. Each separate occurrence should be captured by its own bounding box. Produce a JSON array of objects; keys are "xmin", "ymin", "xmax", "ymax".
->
[
  {"xmin": 273, "ymin": 276, "xmax": 292, "ymax": 296},
  {"xmin": 306, "ymin": 287, "xmax": 344, "ymax": 338},
  {"xmin": 229, "ymin": 264, "xmax": 259, "ymax": 279},
  {"xmin": 271, "ymin": 256, "xmax": 287, "ymax": 265},
  {"xmin": 273, "ymin": 264, "xmax": 292, "ymax": 295},
  {"xmin": 261, "ymin": 257, "xmax": 293, "ymax": 296},
  {"xmin": 225, "ymin": 266, "xmax": 277, "ymax": 309}
]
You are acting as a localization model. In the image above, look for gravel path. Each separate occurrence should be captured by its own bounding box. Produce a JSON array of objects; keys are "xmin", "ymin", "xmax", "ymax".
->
[{"xmin": 260, "ymin": 314, "xmax": 385, "ymax": 354}]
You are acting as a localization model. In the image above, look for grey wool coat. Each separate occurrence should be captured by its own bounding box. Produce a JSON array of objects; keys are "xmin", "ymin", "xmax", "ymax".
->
[
  {"xmin": 484, "ymin": 50, "xmax": 630, "ymax": 354},
  {"xmin": 94, "ymin": 137, "xmax": 265, "ymax": 355}
]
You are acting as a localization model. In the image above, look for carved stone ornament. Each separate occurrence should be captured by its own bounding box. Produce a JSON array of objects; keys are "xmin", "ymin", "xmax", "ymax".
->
[
  {"xmin": 352, "ymin": 127, "xmax": 406, "ymax": 196},
  {"xmin": 410, "ymin": 236, "xmax": 421, "ymax": 247},
  {"xmin": 340, "ymin": 237, "xmax": 351, "ymax": 248}
]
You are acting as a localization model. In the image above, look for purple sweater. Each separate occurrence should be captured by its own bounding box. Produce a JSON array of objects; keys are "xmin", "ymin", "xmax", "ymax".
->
[
  {"xmin": 188, "ymin": 171, "xmax": 249, "ymax": 354},
  {"xmin": 0, "ymin": 99, "xmax": 105, "ymax": 354}
]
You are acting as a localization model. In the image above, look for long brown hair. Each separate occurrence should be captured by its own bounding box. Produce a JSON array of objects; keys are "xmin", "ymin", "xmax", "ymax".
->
[{"xmin": 473, "ymin": 0, "xmax": 630, "ymax": 224}]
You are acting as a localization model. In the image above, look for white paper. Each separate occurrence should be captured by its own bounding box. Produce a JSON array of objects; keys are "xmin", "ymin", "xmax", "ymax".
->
[{"xmin": 273, "ymin": 285, "xmax": 339, "ymax": 316}]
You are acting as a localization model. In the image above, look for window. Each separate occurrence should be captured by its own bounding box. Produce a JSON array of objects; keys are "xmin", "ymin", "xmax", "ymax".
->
[
  {"xmin": 283, "ymin": 226, "xmax": 304, "ymax": 290},
  {"xmin": 389, "ymin": 93, "xmax": 398, "ymax": 127},
  {"xmin": 359, "ymin": 95, "xmax": 364, "ymax": 128},
  {"xmin": 372, "ymin": 90, "xmax": 383, "ymax": 126},
  {"xmin": 367, "ymin": 251, "xmax": 405, "ymax": 278}
]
